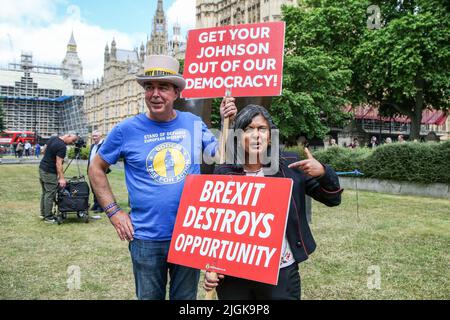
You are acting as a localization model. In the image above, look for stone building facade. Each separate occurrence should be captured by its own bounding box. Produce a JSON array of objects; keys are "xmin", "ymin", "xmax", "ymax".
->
[
  {"xmin": 196, "ymin": 0, "xmax": 297, "ymax": 28},
  {"xmin": 83, "ymin": 0, "xmax": 186, "ymax": 135}
]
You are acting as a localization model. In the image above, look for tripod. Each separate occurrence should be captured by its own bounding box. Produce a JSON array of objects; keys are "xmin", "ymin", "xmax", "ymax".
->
[{"xmin": 64, "ymin": 147, "xmax": 83, "ymax": 178}]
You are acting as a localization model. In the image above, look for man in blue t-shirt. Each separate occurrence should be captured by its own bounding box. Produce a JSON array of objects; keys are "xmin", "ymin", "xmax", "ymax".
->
[{"xmin": 89, "ymin": 55, "xmax": 237, "ymax": 300}]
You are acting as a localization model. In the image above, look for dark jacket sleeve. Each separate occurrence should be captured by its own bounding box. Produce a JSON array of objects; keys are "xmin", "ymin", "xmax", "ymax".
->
[
  {"xmin": 213, "ymin": 165, "xmax": 226, "ymax": 175},
  {"xmin": 97, "ymin": 142, "xmax": 111, "ymax": 174},
  {"xmin": 304, "ymin": 164, "xmax": 343, "ymax": 207},
  {"xmin": 213, "ymin": 165, "xmax": 241, "ymax": 175},
  {"xmin": 88, "ymin": 144, "xmax": 112, "ymax": 175}
]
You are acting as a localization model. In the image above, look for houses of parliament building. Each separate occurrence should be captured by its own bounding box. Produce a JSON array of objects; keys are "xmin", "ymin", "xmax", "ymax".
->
[
  {"xmin": 84, "ymin": 0, "xmax": 297, "ymax": 135},
  {"xmin": 196, "ymin": 0, "xmax": 296, "ymax": 27},
  {"xmin": 83, "ymin": 0, "xmax": 185, "ymax": 134}
]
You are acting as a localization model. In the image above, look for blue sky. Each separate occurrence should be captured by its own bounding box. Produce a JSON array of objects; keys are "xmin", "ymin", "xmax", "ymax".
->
[
  {"xmin": 59, "ymin": 0, "xmax": 178, "ymax": 35},
  {"xmin": 0, "ymin": 0, "xmax": 195, "ymax": 81}
]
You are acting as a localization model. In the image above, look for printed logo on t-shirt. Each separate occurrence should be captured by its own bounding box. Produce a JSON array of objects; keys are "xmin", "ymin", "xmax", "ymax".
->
[{"xmin": 146, "ymin": 142, "xmax": 191, "ymax": 184}]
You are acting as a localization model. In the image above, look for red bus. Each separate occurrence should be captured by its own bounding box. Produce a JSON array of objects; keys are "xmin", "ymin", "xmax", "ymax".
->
[{"xmin": 0, "ymin": 131, "xmax": 37, "ymax": 146}]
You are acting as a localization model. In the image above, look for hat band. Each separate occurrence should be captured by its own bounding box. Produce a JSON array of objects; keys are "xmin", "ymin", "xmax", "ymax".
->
[{"xmin": 145, "ymin": 68, "xmax": 177, "ymax": 77}]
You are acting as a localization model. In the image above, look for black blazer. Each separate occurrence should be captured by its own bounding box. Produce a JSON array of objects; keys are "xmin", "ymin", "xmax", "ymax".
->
[
  {"xmin": 88, "ymin": 141, "xmax": 110, "ymax": 174},
  {"xmin": 214, "ymin": 157, "xmax": 343, "ymax": 264}
]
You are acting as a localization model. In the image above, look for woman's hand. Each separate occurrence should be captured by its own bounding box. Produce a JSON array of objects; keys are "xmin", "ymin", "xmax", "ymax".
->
[
  {"xmin": 288, "ymin": 148, "xmax": 326, "ymax": 178},
  {"xmin": 204, "ymin": 271, "xmax": 225, "ymax": 291},
  {"xmin": 220, "ymin": 97, "xmax": 237, "ymax": 120}
]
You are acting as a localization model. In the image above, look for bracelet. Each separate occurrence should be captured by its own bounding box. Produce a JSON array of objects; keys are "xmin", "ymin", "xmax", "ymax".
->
[
  {"xmin": 107, "ymin": 207, "xmax": 122, "ymax": 219},
  {"xmin": 103, "ymin": 202, "xmax": 118, "ymax": 212}
]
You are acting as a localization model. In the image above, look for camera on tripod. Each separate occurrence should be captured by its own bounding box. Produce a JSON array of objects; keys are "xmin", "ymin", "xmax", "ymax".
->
[
  {"xmin": 73, "ymin": 137, "xmax": 86, "ymax": 158},
  {"xmin": 74, "ymin": 137, "xmax": 86, "ymax": 150}
]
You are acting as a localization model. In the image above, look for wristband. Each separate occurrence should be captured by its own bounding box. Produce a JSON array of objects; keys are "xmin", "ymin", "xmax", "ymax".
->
[
  {"xmin": 103, "ymin": 202, "xmax": 118, "ymax": 212},
  {"xmin": 107, "ymin": 207, "xmax": 121, "ymax": 219}
]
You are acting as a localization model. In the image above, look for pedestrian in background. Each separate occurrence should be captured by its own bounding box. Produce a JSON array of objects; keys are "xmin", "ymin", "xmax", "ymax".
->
[
  {"xmin": 35, "ymin": 143, "xmax": 41, "ymax": 159},
  {"xmin": 367, "ymin": 136, "xmax": 379, "ymax": 149},
  {"xmin": 24, "ymin": 141, "xmax": 32, "ymax": 158},
  {"xmin": 329, "ymin": 138, "xmax": 337, "ymax": 147},
  {"xmin": 87, "ymin": 130, "xmax": 109, "ymax": 216},
  {"xmin": 16, "ymin": 142, "xmax": 24, "ymax": 158}
]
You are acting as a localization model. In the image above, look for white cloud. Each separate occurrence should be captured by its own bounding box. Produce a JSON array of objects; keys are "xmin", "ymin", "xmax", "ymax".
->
[
  {"xmin": 0, "ymin": 0, "xmax": 60, "ymax": 24},
  {"xmin": 0, "ymin": 0, "xmax": 146, "ymax": 82},
  {"xmin": 167, "ymin": 0, "xmax": 196, "ymax": 34}
]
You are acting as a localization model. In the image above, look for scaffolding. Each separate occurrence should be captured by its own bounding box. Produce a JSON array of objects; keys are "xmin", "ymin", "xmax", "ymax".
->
[
  {"xmin": 61, "ymin": 95, "xmax": 88, "ymax": 137},
  {"xmin": 0, "ymin": 53, "xmax": 88, "ymax": 140}
]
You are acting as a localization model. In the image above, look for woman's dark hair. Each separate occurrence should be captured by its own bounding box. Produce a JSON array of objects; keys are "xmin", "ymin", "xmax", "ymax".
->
[{"xmin": 231, "ymin": 104, "xmax": 280, "ymax": 166}]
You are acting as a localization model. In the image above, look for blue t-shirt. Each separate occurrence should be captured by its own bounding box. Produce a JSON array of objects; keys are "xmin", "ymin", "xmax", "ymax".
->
[{"xmin": 98, "ymin": 111, "xmax": 217, "ymax": 240}]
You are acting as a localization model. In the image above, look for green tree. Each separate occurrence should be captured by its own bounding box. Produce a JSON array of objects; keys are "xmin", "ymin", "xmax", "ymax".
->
[
  {"xmin": 278, "ymin": 0, "xmax": 449, "ymax": 141},
  {"xmin": 355, "ymin": 0, "xmax": 450, "ymax": 140},
  {"xmin": 275, "ymin": 0, "xmax": 369, "ymax": 142}
]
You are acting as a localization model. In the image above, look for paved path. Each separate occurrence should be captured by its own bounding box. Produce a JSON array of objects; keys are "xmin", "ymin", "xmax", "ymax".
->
[
  {"xmin": 0, "ymin": 158, "xmax": 124, "ymax": 170},
  {"xmin": 0, "ymin": 158, "xmax": 41, "ymax": 165}
]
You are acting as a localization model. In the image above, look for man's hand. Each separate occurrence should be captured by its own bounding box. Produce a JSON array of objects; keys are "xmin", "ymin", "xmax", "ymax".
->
[
  {"xmin": 220, "ymin": 97, "xmax": 237, "ymax": 121},
  {"xmin": 89, "ymin": 156, "xmax": 130, "ymax": 241},
  {"xmin": 56, "ymin": 156, "xmax": 66, "ymax": 188},
  {"xmin": 288, "ymin": 148, "xmax": 326, "ymax": 178},
  {"xmin": 203, "ymin": 271, "xmax": 225, "ymax": 292},
  {"xmin": 58, "ymin": 178, "xmax": 67, "ymax": 189},
  {"xmin": 109, "ymin": 211, "xmax": 134, "ymax": 242}
]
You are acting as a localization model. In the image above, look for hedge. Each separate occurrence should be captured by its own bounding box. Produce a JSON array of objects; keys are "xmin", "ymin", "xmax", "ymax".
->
[
  {"xmin": 361, "ymin": 141, "xmax": 450, "ymax": 184},
  {"xmin": 306, "ymin": 141, "xmax": 450, "ymax": 184},
  {"xmin": 67, "ymin": 146, "xmax": 90, "ymax": 160},
  {"xmin": 312, "ymin": 146, "xmax": 371, "ymax": 173},
  {"xmin": 67, "ymin": 142, "xmax": 450, "ymax": 184}
]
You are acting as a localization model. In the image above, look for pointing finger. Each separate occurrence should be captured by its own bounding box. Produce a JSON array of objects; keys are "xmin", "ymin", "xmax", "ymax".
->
[
  {"xmin": 288, "ymin": 160, "xmax": 309, "ymax": 169},
  {"xmin": 304, "ymin": 148, "xmax": 314, "ymax": 160}
]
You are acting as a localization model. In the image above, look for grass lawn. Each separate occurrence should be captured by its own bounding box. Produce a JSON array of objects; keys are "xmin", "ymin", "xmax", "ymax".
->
[{"xmin": 0, "ymin": 165, "xmax": 449, "ymax": 300}]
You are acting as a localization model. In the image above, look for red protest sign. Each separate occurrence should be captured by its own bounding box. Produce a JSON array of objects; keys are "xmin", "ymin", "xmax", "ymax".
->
[
  {"xmin": 181, "ymin": 22, "xmax": 286, "ymax": 99},
  {"xmin": 168, "ymin": 174, "xmax": 293, "ymax": 285}
]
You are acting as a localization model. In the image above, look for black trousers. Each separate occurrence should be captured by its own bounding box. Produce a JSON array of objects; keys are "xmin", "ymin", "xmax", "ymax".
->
[
  {"xmin": 217, "ymin": 263, "xmax": 301, "ymax": 300},
  {"xmin": 88, "ymin": 181, "xmax": 101, "ymax": 211}
]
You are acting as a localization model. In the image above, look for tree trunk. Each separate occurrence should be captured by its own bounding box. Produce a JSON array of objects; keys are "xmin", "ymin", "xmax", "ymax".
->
[
  {"xmin": 410, "ymin": 78, "xmax": 424, "ymax": 140},
  {"xmin": 409, "ymin": 108, "xmax": 423, "ymax": 140}
]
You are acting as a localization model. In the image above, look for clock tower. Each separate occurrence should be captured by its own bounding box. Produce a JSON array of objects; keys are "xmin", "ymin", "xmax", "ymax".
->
[
  {"xmin": 147, "ymin": 0, "xmax": 168, "ymax": 55},
  {"xmin": 61, "ymin": 31, "xmax": 83, "ymax": 84}
]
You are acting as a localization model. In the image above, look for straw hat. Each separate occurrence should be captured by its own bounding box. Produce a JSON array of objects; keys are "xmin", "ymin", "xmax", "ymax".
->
[{"xmin": 136, "ymin": 55, "xmax": 186, "ymax": 91}]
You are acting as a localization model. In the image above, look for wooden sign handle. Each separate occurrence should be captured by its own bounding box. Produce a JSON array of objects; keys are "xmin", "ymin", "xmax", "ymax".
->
[
  {"xmin": 219, "ymin": 88, "xmax": 232, "ymax": 164},
  {"xmin": 219, "ymin": 118, "xmax": 230, "ymax": 164},
  {"xmin": 205, "ymin": 272, "xmax": 218, "ymax": 300},
  {"xmin": 210, "ymin": 87, "xmax": 232, "ymax": 298}
]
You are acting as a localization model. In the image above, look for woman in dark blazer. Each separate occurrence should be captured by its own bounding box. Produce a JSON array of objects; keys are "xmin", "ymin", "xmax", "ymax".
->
[{"xmin": 204, "ymin": 105, "xmax": 343, "ymax": 300}]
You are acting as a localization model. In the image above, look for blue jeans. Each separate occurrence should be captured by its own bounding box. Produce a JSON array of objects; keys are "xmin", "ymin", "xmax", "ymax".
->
[{"xmin": 129, "ymin": 239, "xmax": 200, "ymax": 300}]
